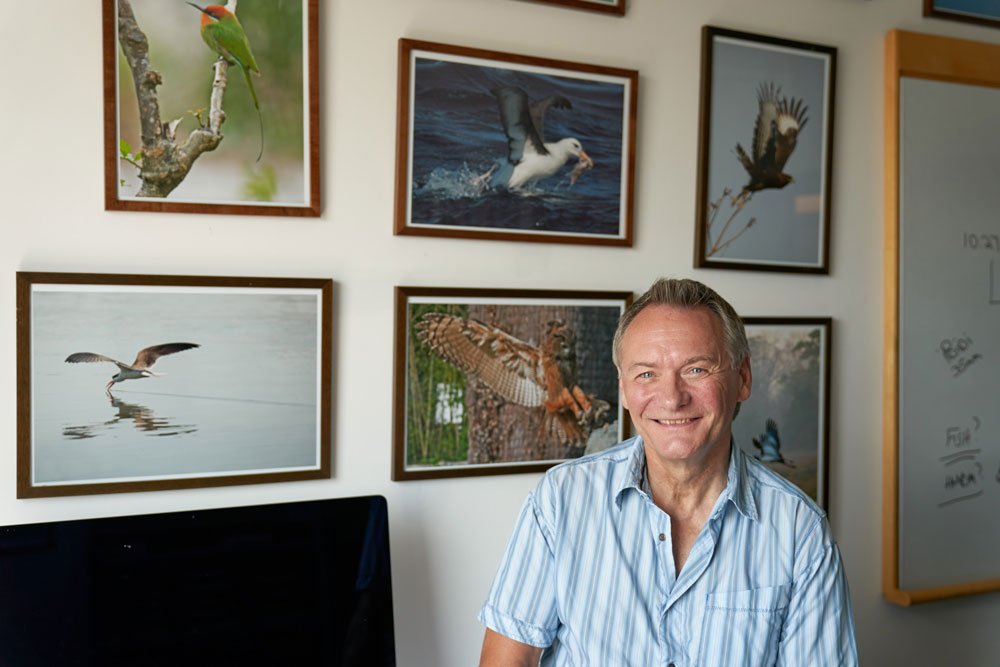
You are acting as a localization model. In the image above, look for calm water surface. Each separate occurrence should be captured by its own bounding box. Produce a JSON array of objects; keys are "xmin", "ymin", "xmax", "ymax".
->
[{"xmin": 31, "ymin": 290, "xmax": 321, "ymax": 485}]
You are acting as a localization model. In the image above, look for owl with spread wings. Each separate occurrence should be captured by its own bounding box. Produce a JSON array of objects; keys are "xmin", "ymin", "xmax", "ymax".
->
[
  {"xmin": 735, "ymin": 81, "xmax": 809, "ymax": 198},
  {"xmin": 415, "ymin": 313, "xmax": 610, "ymax": 450}
]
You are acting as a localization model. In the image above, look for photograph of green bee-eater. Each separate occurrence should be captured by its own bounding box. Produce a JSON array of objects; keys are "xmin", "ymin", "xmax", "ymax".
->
[{"xmin": 102, "ymin": 0, "xmax": 319, "ymax": 216}]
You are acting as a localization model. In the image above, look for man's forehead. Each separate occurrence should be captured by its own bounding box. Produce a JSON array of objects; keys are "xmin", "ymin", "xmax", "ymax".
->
[{"xmin": 623, "ymin": 306, "xmax": 725, "ymax": 352}]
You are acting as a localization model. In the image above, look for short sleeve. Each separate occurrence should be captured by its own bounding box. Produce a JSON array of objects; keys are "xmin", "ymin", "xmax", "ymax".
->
[
  {"xmin": 776, "ymin": 517, "xmax": 859, "ymax": 666},
  {"xmin": 478, "ymin": 492, "xmax": 560, "ymax": 648}
]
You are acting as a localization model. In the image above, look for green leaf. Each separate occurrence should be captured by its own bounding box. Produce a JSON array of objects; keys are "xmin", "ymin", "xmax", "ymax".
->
[{"xmin": 119, "ymin": 139, "xmax": 132, "ymax": 156}]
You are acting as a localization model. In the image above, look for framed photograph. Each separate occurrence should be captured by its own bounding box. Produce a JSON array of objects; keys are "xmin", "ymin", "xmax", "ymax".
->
[
  {"xmin": 694, "ymin": 26, "xmax": 836, "ymax": 273},
  {"xmin": 517, "ymin": 0, "xmax": 626, "ymax": 16},
  {"xmin": 392, "ymin": 286, "xmax": 631, "ymax": 480},
  {"xmin": 16, "ymin": 272, "xmax": 332, "ymax": 498},
  {"xmin": 734, "ymin": 317, "xmax": 832, "ymax": 510},
  {"xmin": 924, "ymin": 0, "xmax": 1000, "ymax": 29},
  {"xmin": 102, "ymin": 0, "xmax": 320, "ymax": 216},
  {"xmin": 394, "ymin": 39, "xmax": 638, "ymax": 246}
]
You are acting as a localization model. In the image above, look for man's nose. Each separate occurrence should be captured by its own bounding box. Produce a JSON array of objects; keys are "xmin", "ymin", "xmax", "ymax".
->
[{"xmin": 657, "ymin": 374, "xmax": 690, "ymax": 409}]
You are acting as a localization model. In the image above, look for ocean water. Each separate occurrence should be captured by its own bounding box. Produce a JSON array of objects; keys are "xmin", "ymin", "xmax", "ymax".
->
[
  {"xmin": 29, "ymin": 289, "xmax": 322, "ymax": 486},
  {"xmin": 409, "ymin": 58, "xmax": 627, "ymax": 236}
]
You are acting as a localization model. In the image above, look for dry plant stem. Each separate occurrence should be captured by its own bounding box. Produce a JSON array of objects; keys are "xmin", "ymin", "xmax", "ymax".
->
[
  {"xmin": 707, "ymin": 189, "xmax": 754, "ymax": 257},
  {"xmin": 117, "ymin": 0, "xmax": 226, "ymax": 198}
]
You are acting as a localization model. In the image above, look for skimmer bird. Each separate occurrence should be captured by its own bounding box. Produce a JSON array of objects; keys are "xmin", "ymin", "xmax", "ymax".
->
[{"xmin": 65, "ymin": 343, "xmax": 200, "ymax": 394}]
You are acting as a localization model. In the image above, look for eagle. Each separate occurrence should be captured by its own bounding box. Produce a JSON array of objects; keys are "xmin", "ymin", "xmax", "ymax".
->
[
  {"xmin": 414, "ymin": 313, "xmax": 609, "ymax": 450},
  {"xmin": 735, "ymin": 82, "xmax": 809, "ymax": 197}
]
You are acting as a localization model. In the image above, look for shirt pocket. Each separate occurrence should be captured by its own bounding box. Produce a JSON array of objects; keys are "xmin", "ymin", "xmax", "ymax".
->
[{"xmin": 696, "ymin": 583, "xmax": 791, "ymax": 667}]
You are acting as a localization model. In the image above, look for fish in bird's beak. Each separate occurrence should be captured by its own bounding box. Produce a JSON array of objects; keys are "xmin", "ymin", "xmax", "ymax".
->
[{"xmin": 570, "ymin": 149, "xmax": 595, "ymax": 185}]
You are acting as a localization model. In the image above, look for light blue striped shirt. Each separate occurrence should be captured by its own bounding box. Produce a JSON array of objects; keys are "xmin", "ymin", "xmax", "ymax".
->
[{"xmin": 479, "ymin": 437, "xmax": 858, "ymax": 666}]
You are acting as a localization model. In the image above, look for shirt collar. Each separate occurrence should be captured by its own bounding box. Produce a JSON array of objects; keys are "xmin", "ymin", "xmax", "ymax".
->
[{"xmin": 614, "ymin": 437, "xmax": 759, "ymax": 522}]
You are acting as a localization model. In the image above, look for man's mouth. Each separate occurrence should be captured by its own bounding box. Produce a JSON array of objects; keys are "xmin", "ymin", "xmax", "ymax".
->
[{"xmin": 654, "ymin": 418, "xmax": 696, "ymax": 425}]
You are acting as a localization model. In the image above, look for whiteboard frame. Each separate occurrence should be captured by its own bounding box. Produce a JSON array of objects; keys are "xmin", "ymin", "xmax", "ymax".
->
[{"xmin": 883, "ymin": 30, "xmax": 1000, "ymax": 605}]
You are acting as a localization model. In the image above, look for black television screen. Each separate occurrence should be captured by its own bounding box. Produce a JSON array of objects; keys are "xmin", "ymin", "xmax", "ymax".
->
[{"xmin": 0, "ymin": 495, "xmax": 395, "ymax": 666}]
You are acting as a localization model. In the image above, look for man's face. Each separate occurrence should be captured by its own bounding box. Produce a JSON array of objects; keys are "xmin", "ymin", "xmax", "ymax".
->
[{"xmin": 617, "ymin": 305, "xmax": 751, "ymax": 470}]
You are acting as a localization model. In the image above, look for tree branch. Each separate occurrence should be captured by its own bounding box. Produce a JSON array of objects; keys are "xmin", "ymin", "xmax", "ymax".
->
[{"xmin": 117, "ymin": 0, "xmax": 228, "ymax": 198}]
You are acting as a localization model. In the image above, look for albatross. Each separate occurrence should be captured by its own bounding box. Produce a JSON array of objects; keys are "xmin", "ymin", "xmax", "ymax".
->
[
  {"xmin": 65, "ymin": 343, "xmax": 200, "ymax": 394},
  {"xmin": 477, "ymin": 86, "xmax": 594, "ymax": 190}
]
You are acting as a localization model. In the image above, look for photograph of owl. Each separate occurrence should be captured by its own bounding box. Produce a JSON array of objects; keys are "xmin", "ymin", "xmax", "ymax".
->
[{"xmin": 415, "ymin": 313, "xmax": 612, "ymax": 458}]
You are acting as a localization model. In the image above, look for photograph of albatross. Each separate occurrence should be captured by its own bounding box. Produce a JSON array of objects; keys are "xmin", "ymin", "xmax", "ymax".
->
[
  {"xmin": 475, "ymin": 86, "xmax": 594, "ymax": 191},
  {"xmin": 398, "ymin": 40, "xmax": 636, "ymax": 243},
  {"xmin": 65, "ymin": 342, "xmax": 200, "ymax": 395}
]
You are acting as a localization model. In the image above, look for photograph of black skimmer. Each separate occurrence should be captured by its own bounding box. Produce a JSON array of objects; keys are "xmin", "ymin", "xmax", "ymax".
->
[
  {"xmin": 65, "ymin": 343, "xmax": 200, "ymax": 395},
  {"xmin": 394, "ymin": 39, "xmax": 638, "ymax": 246},
  {"xmin": 16, "ymin": 272, "xmax": 332, "ymax": 498}
]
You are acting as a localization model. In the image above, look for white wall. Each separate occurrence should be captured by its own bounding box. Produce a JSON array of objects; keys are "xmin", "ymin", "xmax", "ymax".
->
[{"xmin": 3, "ymin": 0, "xmax": 1000, "ymax": 664}]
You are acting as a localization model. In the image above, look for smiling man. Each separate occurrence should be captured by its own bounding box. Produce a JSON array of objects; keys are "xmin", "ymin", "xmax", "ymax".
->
[{"xmin": 478, "ymin": 278, "xmax": 857, "ymax": 667}]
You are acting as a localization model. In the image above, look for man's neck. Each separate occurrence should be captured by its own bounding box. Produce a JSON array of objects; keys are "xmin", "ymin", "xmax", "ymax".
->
[{"xmin": 645, "ymin": 441, "xmax": 731, "ymax": 574}]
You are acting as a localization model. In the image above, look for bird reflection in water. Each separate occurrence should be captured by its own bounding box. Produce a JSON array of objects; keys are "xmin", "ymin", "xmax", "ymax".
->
[{"xmin": 62, "ymin": 395, "xmax": 198, "ymax": 440}]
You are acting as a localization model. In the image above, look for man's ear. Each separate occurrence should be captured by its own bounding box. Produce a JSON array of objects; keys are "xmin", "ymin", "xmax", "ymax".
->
[{"xmin": 737, "ymin": 356, "xmax": 752, "ymax": 402}]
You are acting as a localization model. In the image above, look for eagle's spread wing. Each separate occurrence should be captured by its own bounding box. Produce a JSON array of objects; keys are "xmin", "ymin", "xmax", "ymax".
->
[
  {"xmin": 416, "ymin": 313, "xmax": 546, "ymax": 407},
  {"xmin": 752, "ymin": 82, "xmax": 782, "ymax": 163},
  {"xmin": 773, "ymin": 95, "xmax": 808, "ymax": 172},
  {"xmin": 735, "ymin": 82, "xmax": 810, "ymax": 193}
]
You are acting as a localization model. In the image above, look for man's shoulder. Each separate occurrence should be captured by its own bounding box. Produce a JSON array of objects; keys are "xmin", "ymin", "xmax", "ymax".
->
[
  {"xmin": 533, "ymin": 437, "xmax": 639, "ymax": 499},
  {"xmin": 738, "ymin": 447, "xmax": 827, "ymax": 523},
  {"xmin": 545, "ymin": 437, "xmax": 637, "ymax": 476}
]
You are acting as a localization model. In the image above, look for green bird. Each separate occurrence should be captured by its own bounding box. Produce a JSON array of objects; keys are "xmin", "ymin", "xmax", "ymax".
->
[{"xmin": 187, "ymin": 2, "xmax": 264, "ymax": 161}]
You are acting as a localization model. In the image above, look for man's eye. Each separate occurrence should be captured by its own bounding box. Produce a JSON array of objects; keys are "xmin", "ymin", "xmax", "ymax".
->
[{"xmin": 637, "ymin": 371, "xmax": 653, "ymax": 379}]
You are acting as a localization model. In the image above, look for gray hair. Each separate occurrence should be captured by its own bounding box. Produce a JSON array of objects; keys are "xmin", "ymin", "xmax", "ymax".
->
[{"xmin": 613, "ymin": 278, "xmax": 749, "ymax": 370}]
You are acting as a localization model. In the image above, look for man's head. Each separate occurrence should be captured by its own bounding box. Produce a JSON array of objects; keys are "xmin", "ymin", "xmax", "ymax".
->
[
  {"xmin": 613, "ymin": 278, "xmax": 749, "ymax": 371},
  {"xmin": 614, "ymin": 278, "xmax": 751, "ymax": 471}
]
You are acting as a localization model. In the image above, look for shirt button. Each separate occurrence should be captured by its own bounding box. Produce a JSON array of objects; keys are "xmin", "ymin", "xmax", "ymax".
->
[{"xmin": 658, "ymin": 533, "xmax": 666, "ymax": 541}]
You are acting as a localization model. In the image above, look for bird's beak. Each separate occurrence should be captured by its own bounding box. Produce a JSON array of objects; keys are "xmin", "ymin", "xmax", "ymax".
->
[
  {"xmin": 186, "ymin": 2, "xmax": 211, "ymax": 16},
  {"xmin": 578, "ymin": 149, "xmax": 594, "ymax": 170}
]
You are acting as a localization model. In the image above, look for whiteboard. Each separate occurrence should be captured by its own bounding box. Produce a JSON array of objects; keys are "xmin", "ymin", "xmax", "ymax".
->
[
  {"xmin": 883, "ymin": 30, "xmax": 1000, "ymax": 605},
  {"xmin": 898, "ymin": 76, "xmax": 1000, "ymax": 592}
]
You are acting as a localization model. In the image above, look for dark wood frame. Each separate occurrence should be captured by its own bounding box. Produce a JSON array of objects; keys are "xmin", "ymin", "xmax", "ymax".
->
[
  {"xmin": 694, "ymin": 26, "xmax": 837, "ymax": 274},
  {"xmin": 102, "ymin": 0, "xmax": 321, "ymax": 216},
  {"xmin": 517, "ymin": 0, "xmax": 626, "ymax": 16},
  {"xmin": 924, "ymin": 0, "xmax": 1000, "ymax": 29},
  {"xmin": 883, "ymin": 30, "xmax": 1000, "ymax": 605},
  {"xmin": 16, "ymin": 271, "xmax": 333, "ymax": 498},
  {"xmin": 394, "ymin": 38, "xmax": 638, "ymax": 246},
  {"xmin": 392, "ymin": 286, "xmax": 631, "ymax": 481},
  {"xmin": 740, "ymin": 317, "xmax": 832, "ymax": 511}
]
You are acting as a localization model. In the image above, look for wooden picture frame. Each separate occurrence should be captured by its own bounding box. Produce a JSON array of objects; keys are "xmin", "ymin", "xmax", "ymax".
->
[
  {"xmin": 695, "ymin": 26, "xmax": 836, "ymax": 273},
  {"xmin": 394, "ymin": 39, "xmax": 638, "ymax": 246},
  {"xmin": 924, "ymin": 0, "xmax": 1000, "ymax": 29},
  {"xmin": 517, "ymin": 0, "xmax": 626, "ymax": 16},
  {"xmin": 392, "ymin": 286, "xmax": 631, "ymax": 480},
  {"xmin": 737, "ymin": 317, "xmax": 832, "ymax": 510},
  {"xmin": 103, "ymin": 0, "xmax": 320, "ymax": 216},
  {"xmin": 16, "ymin": 272, "xmax": 332, "ymax": 497},
  {"xmin": 883, "ymin": 30, "xmax": 1000, "ymax": 605}
]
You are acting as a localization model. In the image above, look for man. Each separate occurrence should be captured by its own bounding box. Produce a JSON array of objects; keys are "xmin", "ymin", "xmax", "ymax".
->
[{"xmin": 478, "ymin": 278, "xmax": 857, "ymax": 666}]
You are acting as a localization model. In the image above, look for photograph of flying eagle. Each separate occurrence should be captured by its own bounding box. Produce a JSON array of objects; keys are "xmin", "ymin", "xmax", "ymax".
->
[{"xmin": 735, "ymin": 82, "xmax": 809, "ymax": 199}]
